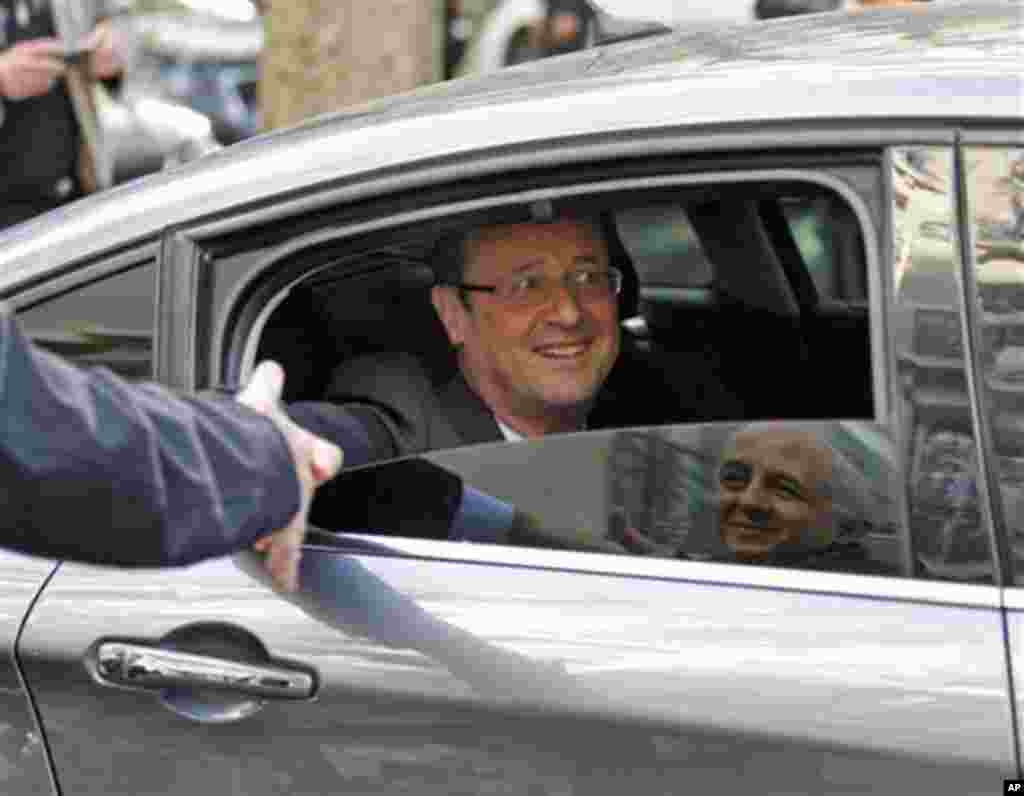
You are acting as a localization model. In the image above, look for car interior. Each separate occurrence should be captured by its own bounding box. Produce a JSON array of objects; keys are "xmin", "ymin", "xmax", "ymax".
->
[
  {"xmin": 247, "ymin": 180, "xmax": 907, "ymax": 573},
  {"xmin": 255, "ymin": 181, "xmax": 874, "ymax": 425}
]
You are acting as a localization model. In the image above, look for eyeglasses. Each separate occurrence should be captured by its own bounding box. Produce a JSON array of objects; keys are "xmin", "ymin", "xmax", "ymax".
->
[{"xmin": 450, "ymin": 267, "xmax": 623, "ymax": 309}]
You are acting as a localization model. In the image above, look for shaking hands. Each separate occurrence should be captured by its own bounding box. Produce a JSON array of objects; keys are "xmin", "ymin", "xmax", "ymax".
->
[{"xmin": 237, "ymin": 361, "xmax": 343, "ymax": 592}]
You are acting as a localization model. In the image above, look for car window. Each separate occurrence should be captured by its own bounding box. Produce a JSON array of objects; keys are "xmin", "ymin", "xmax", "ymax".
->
[
  {"xmin": 314, "ymin": 419, "xmax": 906, "ymax": 577},
  {"xmin": 16, "ymin": 264, "xmax": 156, "ymax": 381},
  {"xmin": 242, "ymin": 168, "xmax": 997, "ymax": 583},
  {"xmin": 616, "ymin": 196, "xmax": 864, "ymax": 302},
  {"xmin": 961, "ymin": 145, "xmax": 1024, "ymax": 584},
  {"xmin": 893, "ymin": 146, "xmax": 996, "ymax": 583},
  {"xmin": 615, "ymin": 204, "xmax": 712, "ymax": 288}
]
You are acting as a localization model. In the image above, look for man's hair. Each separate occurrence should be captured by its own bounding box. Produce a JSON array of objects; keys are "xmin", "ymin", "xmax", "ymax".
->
[
  {"xmin": 432, "ymin": 227, "xmax": 479, "ymax": 307},
  {"xmin": 431, "ymin": 213, "xmax": 606, "ymax": 308}
]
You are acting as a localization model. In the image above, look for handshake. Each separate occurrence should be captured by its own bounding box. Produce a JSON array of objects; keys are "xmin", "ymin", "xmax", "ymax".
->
[{"xmin": 237, "ymin": 362, "xmax": 343, "ymax": 593}]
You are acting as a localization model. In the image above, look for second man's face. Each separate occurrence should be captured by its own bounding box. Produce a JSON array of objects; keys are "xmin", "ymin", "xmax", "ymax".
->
[
  {"xmin": 717, "ymin": 428, "xmax": 834, "ymax": 561},
  {"xmin": 436, "ymin": 219, "xmax": 621, "ymax": 433}
]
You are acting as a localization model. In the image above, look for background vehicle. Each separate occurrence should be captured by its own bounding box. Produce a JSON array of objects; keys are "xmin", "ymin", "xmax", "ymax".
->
[
  {"xmin": 104, "ymin": 90, "xmax": 221, "ymax": 182},
  {"xmin": 0, "ymin": 3, "xmax": 1021, "ymax": 794},
  {"xmin": 457, "ymin": 0, "xmax": 754, "ymax": 74},
  {"xmin": 127, "ymin": 11, "xmax": 263, "ymax": 145}
]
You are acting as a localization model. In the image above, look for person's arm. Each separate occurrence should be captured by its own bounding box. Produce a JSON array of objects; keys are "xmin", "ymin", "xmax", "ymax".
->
[{"xmin": 0, "ymin": 308, "xmax": 339, "ymax": 588}]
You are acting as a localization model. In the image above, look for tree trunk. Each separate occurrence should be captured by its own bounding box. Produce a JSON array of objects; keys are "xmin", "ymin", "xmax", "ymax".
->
[{"xmin": 260, "ymin": 1, "xmax": 440, "ymax": 132}]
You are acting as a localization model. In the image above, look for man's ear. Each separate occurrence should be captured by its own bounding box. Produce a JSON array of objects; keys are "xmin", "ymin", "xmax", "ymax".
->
[{"xmin": 431, "ymin": 286, "xmax": 469, "ymax": 347}]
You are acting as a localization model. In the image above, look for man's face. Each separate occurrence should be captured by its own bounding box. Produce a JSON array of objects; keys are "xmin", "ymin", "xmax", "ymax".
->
[
  {"xmin": 717, "ymin": 427, "xmax": 834, "ymax": 561},
  {"xmin": 432, "ymin": 219, "xmax": 620, "ymax": 433}
]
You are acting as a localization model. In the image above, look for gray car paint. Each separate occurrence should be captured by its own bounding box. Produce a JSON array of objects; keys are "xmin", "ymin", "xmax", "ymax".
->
[
  {"xmin": 0, "ymin": 0, "xmax": 1018, "ymax": 285},
  {"xmin": 0, "ymin": 552, "xmax": 57, "ymax": 795},
  {"xmin": 16, "ymin": 539, "xmax": 1016, "ymax": 795}
]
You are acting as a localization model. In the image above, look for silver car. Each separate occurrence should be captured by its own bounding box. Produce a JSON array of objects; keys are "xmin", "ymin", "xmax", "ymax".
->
[{"xmin": 1, "ymin": 2, "xmax": 1022, "ymax": 793}]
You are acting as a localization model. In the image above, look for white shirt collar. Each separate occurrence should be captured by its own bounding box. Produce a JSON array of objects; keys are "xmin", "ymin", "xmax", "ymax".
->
[
  {"xmin": 495, "ymin": 417, "xmax": 587, "ymax": 441},
  {"xmin": 496, "ymin": 418, "xmax": 525, "ymax": 442}
]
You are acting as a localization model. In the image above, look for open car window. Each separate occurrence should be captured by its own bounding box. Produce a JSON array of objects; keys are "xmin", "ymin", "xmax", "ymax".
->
[
  {"xmin": 617, "ymin": 195, "xmax": 866, "ymax": 304},
  {"xmin": 257, "ymin": 179, "xmax": 875, "ymax": 422},
  {"xmin": 245, "ymin": 170, "xmax": 1002, "ymax": 584}
]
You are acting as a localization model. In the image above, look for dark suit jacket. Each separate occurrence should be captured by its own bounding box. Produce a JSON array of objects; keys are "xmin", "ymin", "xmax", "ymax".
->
[
  {"xmin": 288, "ymin": 351, "xmax": 501, "ymax": 467},
  {"xmin": 0, "ymin": 308, "xmax": 300, "ymax": 567},
  {"xmin": 288, "ymin": 345, "xmax": 744, "ymax": 468},
  {"xmin": 288, "ymin": 346, "xmax": 742, "ymax": 542}
]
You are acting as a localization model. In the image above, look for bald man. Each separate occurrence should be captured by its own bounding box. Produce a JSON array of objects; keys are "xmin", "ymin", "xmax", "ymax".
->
[{"xmin": 714, "ymin": 423, "xmax": 890, "ymax": 574}]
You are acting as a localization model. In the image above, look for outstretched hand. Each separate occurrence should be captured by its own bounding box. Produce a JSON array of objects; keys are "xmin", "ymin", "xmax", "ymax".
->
[{"xmin": 238, "ymin": 361, "xmax": 342, "ymax": 592}]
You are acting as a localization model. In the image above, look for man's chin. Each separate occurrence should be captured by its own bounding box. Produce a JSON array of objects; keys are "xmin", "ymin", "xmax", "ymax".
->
[
  {"xmin": 531, "ymin": 380, "xmax": 602, "ymax": 412},
  {"xmin": 722, "ymin": 530, "xmax": 784, "ymax": 561}
]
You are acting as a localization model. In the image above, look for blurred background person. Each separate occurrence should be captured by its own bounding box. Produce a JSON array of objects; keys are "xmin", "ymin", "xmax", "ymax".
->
[{"xmin": 0, "ymin": 0, "xmax": 126, "ymax": 229}]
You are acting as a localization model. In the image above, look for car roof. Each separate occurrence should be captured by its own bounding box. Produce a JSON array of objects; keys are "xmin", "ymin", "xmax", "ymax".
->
[{"xmin": 0, "ymin": 0, "xmax": 1019, "ymax": 282}]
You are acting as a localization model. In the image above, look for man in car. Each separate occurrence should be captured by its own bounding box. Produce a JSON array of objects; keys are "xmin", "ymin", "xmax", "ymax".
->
[{"xmin": 289, "ymin": 213, "xmax": 740, "ymax": 465}]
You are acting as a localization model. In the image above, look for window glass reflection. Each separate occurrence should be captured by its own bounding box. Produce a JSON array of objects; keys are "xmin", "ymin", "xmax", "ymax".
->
[
  {"xmin": 608, "ymin": 422, "xmax": 905, "ymax": 576},
  {"xmin": 17, "ymin": 264, "xmax": 156, "ymax": 381},
  {"xmin": 892, "ymin": 146, "xmax": 995, "ymax": 582},
  {"xmin": 963, "ymin": 146, "xmax": 1024, "ymax": 583}
]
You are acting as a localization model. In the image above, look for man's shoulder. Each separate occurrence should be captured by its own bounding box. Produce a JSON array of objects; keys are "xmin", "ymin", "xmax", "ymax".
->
[
  {"xmin": 327, "ymin": 351, "xmax": 501, "ymax": 452},
  {"xmin": 328, "ymin": 351, "xmax": 436, "ymax": 398}
]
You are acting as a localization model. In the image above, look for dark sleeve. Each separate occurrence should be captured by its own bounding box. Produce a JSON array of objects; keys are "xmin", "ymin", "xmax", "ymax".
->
[
  {"xmin": 287, "ymin": 400, "xmax": 399, "ymax": 468},
  {"xmin": 322, "ymin": 352, "xmax": 436, "ymax": 457},
  {"xmin": 0, "ymin": 308, "xmax": 300, "ymax": 567}
]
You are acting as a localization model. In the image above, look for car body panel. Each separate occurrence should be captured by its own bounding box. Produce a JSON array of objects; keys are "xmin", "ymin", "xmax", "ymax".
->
[
  {"xmin": 0, "ymin": 552, "xmax": 57, "ymax": 795},
  {"xmin": 18, "ymin": 531, "xmax": 1015, "ymax": 795},
  {"xmin": 0, "ymin": 0, "xmax": 1018, "ymax": 284},
  {"xmin": 459, "ymin": 0, "xmax": 758, "ymax": 77}
]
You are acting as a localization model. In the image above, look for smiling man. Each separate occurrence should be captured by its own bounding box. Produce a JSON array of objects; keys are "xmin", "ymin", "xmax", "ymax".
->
[
  {"xmin": 287, "ymin": 212, "xmax": 740, "ymax": 469},
  {"xmin": 289, "ymin": 215, "xmax": 626, "ymax": 463},
  {"xmin": 430, "ymin": 216, "xmax": 621, "ymax": 439},
  {"xmin": 712, "ymin": 422, "xmax": 893, "ymax": 574},
  {"xmin": 717, "ymin": 424, "xmax": 836, "ymax": 562}
]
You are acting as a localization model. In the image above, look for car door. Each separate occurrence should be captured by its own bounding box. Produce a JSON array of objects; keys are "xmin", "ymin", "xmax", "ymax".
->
[
  {"xmin": 15, "ymin": 143, "xmax": 1018, "ymax": 796},
  {"xmin": 0, "ymin": 552, "xmax": 56, "ymax": 796},
  {"xmin": 0, "ymin": 243, "xmax": 160, "ymax": 796}
]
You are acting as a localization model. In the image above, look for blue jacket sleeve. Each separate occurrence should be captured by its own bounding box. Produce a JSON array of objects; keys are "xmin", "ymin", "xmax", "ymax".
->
[{"xmin": 0, "ymin": 307, "xmax": 301, "ymax": 567}]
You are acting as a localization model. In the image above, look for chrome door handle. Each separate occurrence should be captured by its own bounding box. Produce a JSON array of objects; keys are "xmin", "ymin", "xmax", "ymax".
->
[{"xmin": 96, "ymin": 641, "xmax": 315, "ymax": 700}]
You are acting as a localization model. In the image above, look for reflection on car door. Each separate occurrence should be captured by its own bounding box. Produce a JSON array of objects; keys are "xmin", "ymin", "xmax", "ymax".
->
[{"xmin": 16, "ymin": 431, "xmax": 1016, "ymax": 795}]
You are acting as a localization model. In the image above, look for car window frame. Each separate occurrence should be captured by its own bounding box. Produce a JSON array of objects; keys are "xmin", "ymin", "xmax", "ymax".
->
[{"xmin": 155, "ymin": 138, "xmax": 1014, "ymax": 603}]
